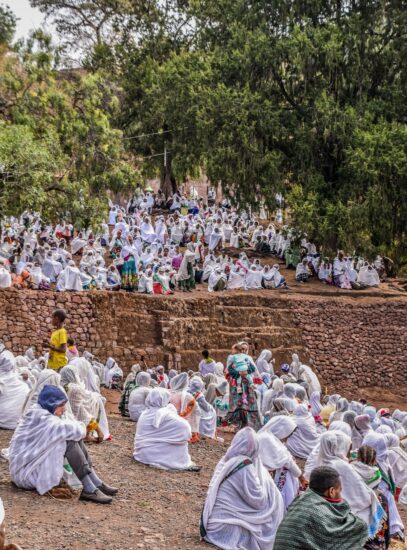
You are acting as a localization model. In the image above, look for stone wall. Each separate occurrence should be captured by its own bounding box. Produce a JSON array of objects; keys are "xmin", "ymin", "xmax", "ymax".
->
[{"xmin": 0, "ymin": 289, "xmax": 406, "ymax": 391}]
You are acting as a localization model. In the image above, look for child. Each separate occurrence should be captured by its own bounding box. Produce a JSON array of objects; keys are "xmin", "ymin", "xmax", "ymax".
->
[
  {"xmin": 44, "ymin": 309, "xmax": 68, "ymax": 371},
  {"xmin": 66, "ymin": 338, "xmax": 78, "ymax": 361}
]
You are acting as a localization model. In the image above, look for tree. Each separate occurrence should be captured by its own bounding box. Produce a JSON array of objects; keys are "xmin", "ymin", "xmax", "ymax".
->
[
  {"xmin": 0, "ymin": 29, "xmax": 141, "ymax": 227},
  {"xmin": 0, "ymin": 4, "xmax": 16, "ymax": 46}
]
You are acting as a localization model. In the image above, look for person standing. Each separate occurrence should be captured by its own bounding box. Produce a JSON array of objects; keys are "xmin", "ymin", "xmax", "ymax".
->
[{"xmin": 44, "ymin": 309, "xmax": 68, "ymax": 372}]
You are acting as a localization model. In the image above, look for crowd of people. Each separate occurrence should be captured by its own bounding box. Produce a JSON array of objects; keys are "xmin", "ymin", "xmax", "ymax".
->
[
  {"xmin": 0, "ymin": 308, "xmax": 406, "ymax": 549},
  {"xmin": 0, "ymin": 190, "xmax": 386, "ymax": 294}
]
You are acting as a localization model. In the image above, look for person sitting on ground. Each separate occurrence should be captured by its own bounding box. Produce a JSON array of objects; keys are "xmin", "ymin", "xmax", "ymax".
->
[
  {"xmin": 198, "ymin": 350, "xmax": 217, "ymax": 376},
  {"xmin": 200, "ymin": 427, "xmax": 284, "ymax": 549},
  {"xmin": 128, "ymin": 372, "xmax": 152, "ymax": 422},
  {"xmin": 9, "ymin": 385, "xmax": 118, "ymax": 504},
  {"xmin": 0, "ymin": 348, "xmax": 30, "ymax": 430},
  {"xmin": 274, "ymin": 466, "xmax": 368, "ymax": 550},
  {"xmin": 295, "ymin": 258, "xmax": 310, "ymax": 283},
  {"xmin": 133, "ymin": 388, "xmax": 199, "ymax": 471}
]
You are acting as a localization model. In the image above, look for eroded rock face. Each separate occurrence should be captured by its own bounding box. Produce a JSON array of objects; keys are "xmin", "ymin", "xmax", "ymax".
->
[{"xmin": 0, "ymin": 289, "xmax": 405, "ymax": 391}]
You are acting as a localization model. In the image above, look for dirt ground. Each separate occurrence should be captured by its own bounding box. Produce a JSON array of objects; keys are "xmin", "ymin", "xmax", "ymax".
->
[{"xmin": 2, "ymin": 385, "xmax": 407, "ymax": 550}]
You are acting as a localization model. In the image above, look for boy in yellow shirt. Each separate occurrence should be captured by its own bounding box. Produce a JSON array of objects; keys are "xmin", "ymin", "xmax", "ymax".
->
[{"xmin": 44, "ymin": 309, "xmax": 68, "ymax": 371}]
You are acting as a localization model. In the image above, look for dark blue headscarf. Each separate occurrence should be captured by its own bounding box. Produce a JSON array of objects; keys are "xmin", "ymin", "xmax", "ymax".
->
[{"xmin": 38, "ymin": 385, "xmax": 67, "ymax": 414}]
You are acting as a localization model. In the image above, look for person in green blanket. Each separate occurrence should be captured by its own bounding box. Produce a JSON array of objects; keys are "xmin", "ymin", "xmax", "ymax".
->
[{"xmin": 274, "ymin": 466, "xmax": 368, "ymax": 550}]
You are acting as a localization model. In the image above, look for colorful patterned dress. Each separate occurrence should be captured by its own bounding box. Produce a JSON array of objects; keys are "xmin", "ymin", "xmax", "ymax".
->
[{"xmin": 225, "ymin": 356, "xmax": 261, "ymax": 431}]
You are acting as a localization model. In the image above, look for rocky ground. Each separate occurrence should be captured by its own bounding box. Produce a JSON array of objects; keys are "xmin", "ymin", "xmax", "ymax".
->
[{"xmin": 1, "ymin": 388, "xmax": 407, "ymax": 549}]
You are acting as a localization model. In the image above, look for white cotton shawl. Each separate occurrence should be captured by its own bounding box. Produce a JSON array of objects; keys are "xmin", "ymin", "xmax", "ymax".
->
[
  {"xmin": 202, "ymin": 427, "xmax": 284, "ymax": 550},
  {"xmin": 0, "ymin": 358, "xmax": 30, "ymax": 428},
  {"xmin": 316, "ymin": 431, "xmax": 384, "ymax": 538},
  {"xmin": 9, "ymin": 405, "xmax": 86, "ymax": 495},
  {"xmin": 133, "ymin": 389, "xmax": 193, "ymax": 470},
  {"xmin": 286, "ymin": 405, "xmax": 320, "ymax": 459}
]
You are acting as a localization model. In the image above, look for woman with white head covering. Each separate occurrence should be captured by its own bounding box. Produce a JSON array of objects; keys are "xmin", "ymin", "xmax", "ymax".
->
[
  {"xmin": 316, "ymin": 431, "xmax": 385, "ymax": 540},
  {"xmin": 352, "ymin": 414, "xmax": 373, "ymax": 450},
  {"xmin": 201, "ymin": 427, "xmax": 284, "ymax": 550},
  {"xmin": 208, "ymin": 267, "xmax": 227, "ymax": 292},
  {"xmin": 103, "ymin": 357, "xmax": 123, "ymax": 389},
  {"xmin": 364, "ymin": 405, "xmax": 380, "ymax": 430},
  {"xmin": 303, "ymin": 421, "xmax": 351, "ymax": 480},
  {"xmin": 60, "ymin": 364, "xmax": 110, "ymax": 441},
  {"xmin": 128, "ymin": 372, "xmax": 152, "ymax": 422},
  {"xmin": 363, "ymin": 432, "xmax": 404, "ymax": 538},
  {"xmin": 133, "ymin": 388, "xmax": 195, "ymax": 470},
  {"xmin": 255, "ymin": 350, "xmax": 274, "ymax": 376},
  {"xmin": 70, "ymin": 356, "xmax": 100, "ymax": 393},
  {"xmin": 329, "ymin": 397, "xmax": 349, "ymax": 424},
  {"xmin": 309, "ymin": 391, "xmax": 322, "ymax": 418},
  {"xmin": 189, "ymin": 377, "xmax": 217, "ymax": 439},
  {"xmin": 285, "ymin": 404, "xmax": 320, "ymax": 459},
  {"xmin": 245, "ymin": 265, "xmax": 263, "ymax": 289},
  {"xmin": 226, "ymin": 265, "xmax": 246, "ymax": 290},
  {"xmin": 169, "ymin": 372, "xmax": 200, "ymax": 441},
  {"xmin": 57, "ymin": 261, "xmax": 83, "ymax": 291},
  {"xmin": 298, "ymin": 364, "xmax": 321, "ymax": 396},
  {"xmin": 0, "ymin": 350, "xmax": 30, "ymax": 429},
  {"xmin": 176, "ymin": 250, "xmax": 195, "ymax": 291},
  {"xmin": 386, "ymin": 433, "xmax": 407, "ymax": 490},
  {"xmin": 22, "ymin": 368, "xmax": 67, "ymax": 415},
  {"xmin": 257, "ymin": 423, "xmax": 306, "ymax": 510}
]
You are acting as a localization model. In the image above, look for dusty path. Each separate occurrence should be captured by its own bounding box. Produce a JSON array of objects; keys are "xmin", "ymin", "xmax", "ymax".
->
[{"xmin": 1, "ymin": 390, "xmax": 407, "ymax": 549}]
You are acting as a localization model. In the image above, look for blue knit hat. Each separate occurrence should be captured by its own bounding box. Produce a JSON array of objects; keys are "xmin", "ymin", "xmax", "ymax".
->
[{"xmin": 38, "ymin": 385, "xmax": 67, "ymax": 414}]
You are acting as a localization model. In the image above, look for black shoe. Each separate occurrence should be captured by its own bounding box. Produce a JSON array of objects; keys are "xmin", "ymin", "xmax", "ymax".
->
[
  {"xmin": 79, "ymin": 488, "xmax": 113, "ymax": 504},
  {"xmin": 98, "ymin": 482, "xmax": 119, "ymax": 496}
]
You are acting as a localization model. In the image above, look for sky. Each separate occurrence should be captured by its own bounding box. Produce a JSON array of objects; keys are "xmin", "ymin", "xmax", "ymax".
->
[{"xmin": 5, "ymin": 0, "xmax": 51, "ymax": 40}]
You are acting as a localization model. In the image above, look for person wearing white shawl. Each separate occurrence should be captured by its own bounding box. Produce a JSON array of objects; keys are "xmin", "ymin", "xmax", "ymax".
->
[
  {"xmin": 255, "ymin": 350, "xmax": 274, "ymax": 376},
  {"xmin": 298, "ymin": 364, "xmax": 321, "ymax": 396},
  {"xmin": 0, "ymin": 351, "xmax": 30, "ymax": 429},
  {"xmin": 309, "ymin": 390, "xmax": 322, "ymax": 418},
  {"xmin": 133, "ymin": 388, "xmax": 195, "ymax": 470},
  {"xmin": 208, "ymin": 227, "xmax": 223, "ymax": 252},
  {"xmin": 140, "ymin": 217, "xmax": 156, "ymax": 244},
  {"xmin": 208, "ymin": 267, "xmax": 227, "ymax": 292},
  {"xmin": 70, "ymin": 356, "xmax": 100, "ymax": 393},
  {"xmin": 358, "ymin": 264, "xmax": 380, "ymax": 287},
  {"xmin": 201, "ymin": 427, "xmax": 284, "ymax": 550},
  {"xmin": 226, "ymin": 265, "xmax": 246, "ymax": 290},
  {"xmin": 0, "ymin": 264, "xmax": 11, "ymax": 288},
  {"xmin": 103, "ymin": 357, "xmax": 123, "ymax": 388},
  {"xmin": 9, "ymin": 384, "xmax": 117, "ymax": 503},
  {"xmin": 262, "ymin": 264, "xmax": 286, "ymax": 289},
  {"xmin": 329, "ymin": 397, "xmax": 349, "ymax": 424},
  {"xmin": 128, "ymin": 372, "xmax": 152, "ymax": 422},
  {"xmin": 302, "ymin": 420, "xmax": 351, "ymax": 480},
  {"xmin": 60, "ymin": 364, "xmax": 110, "ymax": 441},
  {"xmin": 22, "ymin": 368, "xmax": 68, "ymax": 414},
  {"xmin": 386, "ymin": 433, "xmax": 407, "ymax": 490},
  {"xmin": 176, "ymin": 250, "xmax": 195, "ymax": 291},
  {"xmin": 245, "ymin": 265, "xmax": 263, "ymax": 289},
  {"xmin": 169, "ymin": 372, "xmax": 200, "ymax": 439},
  {"xmin": 315, "ymin": 430, "xmax": 385, "ymax": 540},
  {"xmin": 257, "ymin": 423, "xmax": 305, "ymax": 509},
  {"xmin": 261, "ymin": 378, "xmax": 283, "ymax": 417},
  {"xmin": 42, "ymin": 252, "xmax": 62, "ymax": 282},
  {"xmin": 57, "ymin": 261, "xmax": 83, "ymax": 291},
  {"xmin": 284, "ymin": 404, "xmax": 320, "ymax": 459},
  {"xmin": 189, "ymin": 377, "xmax": 217, "ymax": 439},
  {"xmin": 362, "ymin": 432, "xmax": 404, "ymax": 538}
]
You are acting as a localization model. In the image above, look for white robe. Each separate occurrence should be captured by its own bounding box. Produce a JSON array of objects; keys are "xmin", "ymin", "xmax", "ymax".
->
[
  {"xmin": 9, "ymin": 405, "xmax": 86, "ymax": 495},
  {"xmin": 0, "ymin": 371, "xmax": 30, "ymax": 429},
  {"xmin": 134, "ymin": 404, "xmax": 192, "ymax": 470},
  {"xmin": 202, "ymin": 433, "xmax": 284, "ymax": 550}
]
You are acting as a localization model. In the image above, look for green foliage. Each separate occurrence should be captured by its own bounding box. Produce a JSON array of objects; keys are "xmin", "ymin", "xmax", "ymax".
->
[
  {"xmin": 2, "ymin": 1, "xmax": 405, "ymax": 264},
  {"xmin": 0, "ymin": 28, "xmax": 140, "ymax": 227},
  {"xmin": 0, "ymin": 4, "xmax": 16, "ymax": 46}
]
